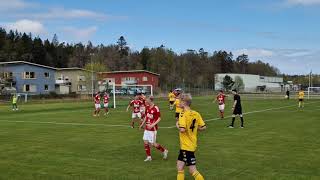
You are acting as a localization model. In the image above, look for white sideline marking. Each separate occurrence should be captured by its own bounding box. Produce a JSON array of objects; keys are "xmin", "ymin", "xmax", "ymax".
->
[
  {"xmin": 0, "ymin": 102, "xmax": 318, "ymax": 129},
  {"xmin": 160, "ymin": 101, "xmax": 319, "ymax": 129}
]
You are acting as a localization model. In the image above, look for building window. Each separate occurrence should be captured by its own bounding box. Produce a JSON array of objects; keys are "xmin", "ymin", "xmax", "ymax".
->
[
  {"xmin": 44, "ymin": 85, "xmax": 49, "ymax": 91},
  {"xmin": 78, "ymin": 85, "xmax": 87, "ymax": 91},
  {"xmin": 78, "ymin": 75, "xmax": 86, "ymax": 81},
  {"xmin": 24, "ymin": 72, "xmax": 36, "ymax": 79},
  {"xmin": 142, "ymin": 76, "xmax": 148, "ymax": 81},
  {"xmin": 2, "ymin": 72, "xmax": 13, "ymax": 78},
  {"xmin": 23, "ymin": 84, "xmax": 37, "ymax": 92},
  {"xmin": 44, "ymin": 72, "xmax": 50, "ymax": 78}
]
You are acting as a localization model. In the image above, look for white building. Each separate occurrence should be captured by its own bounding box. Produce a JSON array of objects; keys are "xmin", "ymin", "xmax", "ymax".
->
[{"xmin": 215, "ymin": 73, "xmax": 284, "ymax": 92}]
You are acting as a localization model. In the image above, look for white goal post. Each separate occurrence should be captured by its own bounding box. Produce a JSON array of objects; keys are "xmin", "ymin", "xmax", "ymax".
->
[
  {"xmin": 98, "ymin": 82, "xmax": 154, "ymax": 109},
  {"xmin": 307, "ymin": 87, "xmax": 320, "ymax": 99}
]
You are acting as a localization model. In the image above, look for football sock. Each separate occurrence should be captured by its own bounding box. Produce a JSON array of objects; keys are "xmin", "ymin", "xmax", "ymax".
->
[
  {"xmin": 220, "ymin": 112, "xmax": 224, "ymax": 118},
  {"xmin": 155, "ymin": 144, "xmax": 165, "ymax": 152},
  {"xmin": 144, "ymin": 144, "xmax": 151, "ymax": 156},
  {"xmin": 177, "ymin": 170, "xmax": 185, "ymax": 180},
  {"xmin": 231, "ymin": 117, "xmax": 235, "ymax": 126},
  {"xmin": 240, "ymin": 117, "xmax": 244, "ymax": 127},
  {"xmin": 192, "ymin": 171, "xmax": 204, "ymax": 180}
]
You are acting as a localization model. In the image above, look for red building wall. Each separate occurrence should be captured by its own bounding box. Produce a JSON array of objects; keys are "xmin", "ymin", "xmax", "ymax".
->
[{"xmin": 99, "ymin": 71, "xmax": 159, "ymax": 88}]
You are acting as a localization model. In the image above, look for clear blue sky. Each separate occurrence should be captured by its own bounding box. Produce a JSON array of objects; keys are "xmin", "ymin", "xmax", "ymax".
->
[{"xmin": 1, "ymin": 0, "xmax": 320, "ymax": 74}]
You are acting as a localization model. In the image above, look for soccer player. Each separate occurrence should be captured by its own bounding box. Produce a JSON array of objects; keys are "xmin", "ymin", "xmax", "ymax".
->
[
  {"xmin": 168, "ymin": 90, "xmax": 176, "ymax": 110},
  {"xmin": 12, "ymin": 94, "xmax": 18, "ymax": 111},
  {"xmin": 174, "ymin": 91, "xmax": 183, "ymax": 122},
  {"xmin": 177, "ymin": 93, "xmax": 206, "ymax": 180},
  {"xmin": 127, "ymin": 95, "xmax": 143, "ymax": 128},
  {"xmin": 214, "ymin": 90, "xmax": 227, "ymax": 119},
  {"xmin": 286, "ymin": 89, "xmax": 290, "ymax": 100},
  {"xmin": 139, "ymin": 96, "xmax": 168, "ymax": 162},
  {"xmin": 93, "ymin": 92, "xmax": 101, "ymax": 117},
  {"xmin": 228, "ymin": 89, "xmax": 244, "ymax": 128},
  {"xmin": 298, "ymin": 89, "xmax": 305, "ymax": 108},
  {"xmin": 103, "ymin": 92, "xmax": 110, "ymax": 116}
]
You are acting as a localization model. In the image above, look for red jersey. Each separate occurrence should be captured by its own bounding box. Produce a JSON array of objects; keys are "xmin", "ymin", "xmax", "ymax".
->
[
  {"xmin": 145, "ymin": 105, "xmax": 161, "ymax": 131},
  {"xmin": 103, "ymin": 95, "xmax": 109, "ymax": 103},
  {"xmin": 217, "ymin": 94, "xmax": 226, "ymax": 105},
  {"xmin": 130, "ymin": 100, "xmax": 142, "ymax": 113},
  {"xmin": 94, "ymin": 94, "xmax": 101, "ymax": 104},
  {"xmin": 139, "ymin": 97, "xmax": 146, "ymax": 107}
]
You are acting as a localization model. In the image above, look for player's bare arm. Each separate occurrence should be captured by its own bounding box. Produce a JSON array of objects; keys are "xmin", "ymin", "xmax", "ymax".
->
[
  {"xmin": 147, "ymin": 117, "xmax": 161, "ymax": 129},
  {"xmin": 198, "ymin": 125, "xmax": 207, "ymax": 131},
  {"xmin": 232, "ymin": 100, "xmax": 237, "ymax": 109},
  {"xmin": 126, "ymin": 104, "xmax": 131, "ymax": 112},
  {"xmin": 139, "ymin": 117, "xmax": 146, "ymax": 130}
]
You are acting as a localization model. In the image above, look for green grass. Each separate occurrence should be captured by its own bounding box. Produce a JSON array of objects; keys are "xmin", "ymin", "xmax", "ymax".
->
[{"xmin": 0, "ymin": 97, "xmax": 319, "ymax": 180}]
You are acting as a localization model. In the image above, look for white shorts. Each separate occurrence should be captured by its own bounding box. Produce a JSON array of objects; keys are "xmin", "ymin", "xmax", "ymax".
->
[
  {"xmin": 132, "ymin": 112, "xmax": 142, "ymax": 119},
  {"xmin": 95, "ymin": 104, "xmax": 101, "ymax": 109},
  {"xmin": 219, "ymin": 104, "xmax": 225, "ymax": 111},
  {"xmin": 143, "ymin": 130, "xmax": 157, "ymax": 144},
  {"xmin": 104, "ymin": 103, "xmax": 109, "ymax": 108},
  {"xmin": 140, "ymin": 107, "xmax": 146, "ymax": 114}
]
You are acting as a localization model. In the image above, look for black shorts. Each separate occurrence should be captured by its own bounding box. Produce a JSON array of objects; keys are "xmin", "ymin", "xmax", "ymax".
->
[
  {"xmin": 233, "ymin": 107, "xmax": 242, "ymax": 115},
  {"xmin": 175, "ymin": 112, "xmax": 180, "ymax": 118},
  {"xmin": 299, "ymin": 99, "xmax": 304, "ymax": 102},
  {"xmin": 177, "ymin": 150, "xmax": 196, "ymax": 166},
  {"xmin": 169, "ymin": 101, "xmax": 174, "ymax": 105}
]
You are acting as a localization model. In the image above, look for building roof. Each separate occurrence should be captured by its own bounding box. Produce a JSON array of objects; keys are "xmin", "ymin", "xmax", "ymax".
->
[
  {"xmin": 0, "ymin": 61, "xmax": 57, "ymax": 70},
  {"xmin": 100, "ymin": 70, "xmax": 160, "ymax": 76}
]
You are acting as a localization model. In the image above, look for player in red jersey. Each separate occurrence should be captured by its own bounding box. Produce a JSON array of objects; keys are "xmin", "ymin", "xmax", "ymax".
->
[
  {"xmin": 139, "ymin": 93, "xmax": 147, "ymax": 118},
  {"xmin": 126, "ymin": 95, "xmax": 143, "ymax": 128},
  {"xmin": 214, "ymin": 90, "xmax": 227, "ymax": 119},
  {"xmin": 139, "ymin": 96, "xmax": 168, "ymax": 162},
  {"xmin": 103, "ymin": 92, "xmax": 110, "ymax": 116},
  {"xmin": 93, "ymin": 92, "xmax": 101, "ymax": 117}
]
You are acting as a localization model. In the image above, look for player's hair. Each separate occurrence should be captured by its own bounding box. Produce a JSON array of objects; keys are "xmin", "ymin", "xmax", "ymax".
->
[
  {"xmin": 232, "ymin": 89, "xmax": 238, "ymax": 93},
  {"xmin": 181, "ymin": 93, "xmax": 192, "ymax": 106},
  {"xmin": 220, "ymin": 90, "xmax": 223, "ymax": 93}
]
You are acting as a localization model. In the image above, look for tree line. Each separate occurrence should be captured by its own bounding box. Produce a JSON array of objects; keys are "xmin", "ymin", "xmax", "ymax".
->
[{"xmin": 0, "ymin": 28, "xmax": 282, "ymax": 88}]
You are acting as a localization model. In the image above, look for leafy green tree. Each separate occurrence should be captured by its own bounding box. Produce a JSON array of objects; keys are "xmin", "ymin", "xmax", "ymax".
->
[
  {"xmin": 222, "ymin": 75, "xmax": 234, "ymax": 91},
  {"xmin": 233, "ymin": 76, "xmax": 245, "ymax": 91}
]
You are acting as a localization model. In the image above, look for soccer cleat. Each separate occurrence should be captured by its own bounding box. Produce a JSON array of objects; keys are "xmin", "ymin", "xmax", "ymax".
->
[
  {"xmin": 228, "ymin": 125, "xmax": 234, "ymax": 128},
  {"xmin": 163, "ymin": 149, "xmax": 169, "ymax": 159},
  {"xmin": 240, "ymin": 126, "xmax": 244, "ymax": 128},
  {"xmin": 144, "ymin": 156, "xmax": 152, "ymax": 162}
]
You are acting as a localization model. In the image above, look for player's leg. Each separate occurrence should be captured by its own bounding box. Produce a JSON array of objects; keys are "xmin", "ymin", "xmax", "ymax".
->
[
  {"xmin": 298, "ymin": 99, "xmax": 302, "ymax": 108},
  {"xmin": 219, "ymin": 104, "xmax": 225, "ymax": 119},
  {"xmin": 143, "ymin": 130, "xmax": 152, "ymax": 161},
  {"xmin": 302, "ymin": 99, "xmax": 304, "ymax": 108},
  {"xmin": 189, "ymin": 166, "xmax": 204, "ymax": 180},
  {"xmin": 240, "ymin": 114, "xmax": 244, "ymax": 128},
  {"xmin": 186, "ymin": 151, "xmax": 204, "ymax": 180},
  {"xmin": 96, "ymin": 104, "xmax": 101, "ymax": 116},
  {"xmin": 177, "ymin": 151, "xmax": 186, "ymax": 180},
  {"xmin": 229, "ymin": 114, "xmax": 236, "ymax": 128},
  {"xmin": 152, "ymin": 132, "xmax": 168, "ymax": 159}
]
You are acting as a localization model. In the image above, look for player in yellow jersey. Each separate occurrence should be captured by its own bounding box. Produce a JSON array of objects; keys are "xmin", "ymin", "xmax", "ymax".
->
[
  {"xmin": 177, "ymin": 93, "xmax": 206, "ymax": 180},
  {"xmin": 168, "ymin": 90, "xmax": 176, "ymax": 110},
  {"xmin": 174, "ymin": 93, "xmax": 183, "ymax": 121},
  {"xmin": 298, "ymin": 89, "xmax": 305, "ymax": 108}
]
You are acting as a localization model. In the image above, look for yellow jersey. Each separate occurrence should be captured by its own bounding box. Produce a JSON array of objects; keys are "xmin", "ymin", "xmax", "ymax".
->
[
  {"xmin": 178, "ymin": 110, "xmax": 206, "ymax": 152},
  {"xmin": 298, "ymin": 91, "xmax": 305, "ymax": 99},
  {"xmin": 12, "ymin": 97, "xmax": 17, "ymax": 104},
  {"xmin": 174, "ymin": 99, "xmax": 183, "ymax": 113},
  {"xmin": 168, "ymin": 92, "xmax": 175, "ymax": 102}
]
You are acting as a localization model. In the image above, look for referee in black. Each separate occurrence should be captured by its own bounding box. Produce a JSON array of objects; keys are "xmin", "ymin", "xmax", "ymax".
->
[{"xmin": 229, "ymin": 89, "xmax": 244, "ymax": 128}]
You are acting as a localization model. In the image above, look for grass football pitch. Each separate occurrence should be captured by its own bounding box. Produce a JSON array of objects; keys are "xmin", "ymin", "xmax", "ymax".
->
[{"xmin": 0, "ymin": 97, "xmax": 319, "ymax": 180}]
